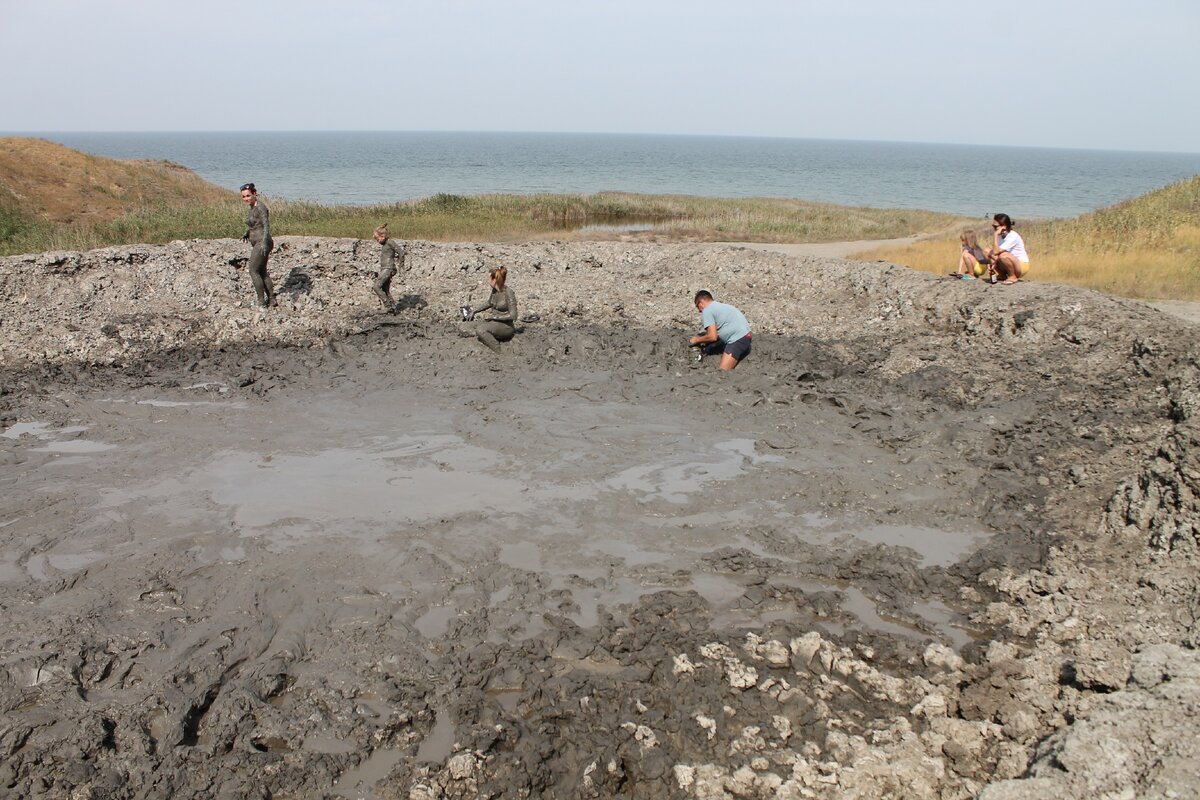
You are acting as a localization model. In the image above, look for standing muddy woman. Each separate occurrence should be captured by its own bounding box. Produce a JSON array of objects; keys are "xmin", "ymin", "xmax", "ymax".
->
[
  {"xmin": 240, "ymin": 182, "xmax": 275, "ymax": 307},
  {"xmin": 460, "ymin": 267, "xmax": 517, "ymax": 352}
]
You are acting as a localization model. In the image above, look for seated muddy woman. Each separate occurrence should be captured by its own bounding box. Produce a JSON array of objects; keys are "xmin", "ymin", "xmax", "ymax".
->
[
  {"xmin": 689, "ymin": 290, "xmax": 752, "ymax": 371},
  {"xmin": 372, "ymin": 223, "xmax": 407, "ymax": 312},
  {"xmin": 239, "ymin": 182, "xmax": 274, "ymax": 308},
  {"xmin": 460, "ymin": 267, "xmax": 518, "ymax": 352},
  {"xmin": 985, "ymin": 213, "xmax": 1032, "ymax": 285}
]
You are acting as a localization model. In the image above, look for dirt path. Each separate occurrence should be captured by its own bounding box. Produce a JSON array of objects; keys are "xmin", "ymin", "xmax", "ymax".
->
[{"xmin": 716, "ymin": 236, "xmax": 923, "ymax": 259}]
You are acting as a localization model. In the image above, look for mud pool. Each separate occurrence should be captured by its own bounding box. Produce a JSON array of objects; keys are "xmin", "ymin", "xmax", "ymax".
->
[
  {"xmin": 2, "ymin": 239, "xmax": 1197, "ymax": 799},
  {"xmin": 3, "ymin": 367, "xmax": 987, "ymax": 651}
]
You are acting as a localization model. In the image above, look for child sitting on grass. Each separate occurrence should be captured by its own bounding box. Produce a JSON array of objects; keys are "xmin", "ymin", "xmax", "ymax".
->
[{"xmin": 954, "ymin": 230, "xmax": 988, "ymax": 280}]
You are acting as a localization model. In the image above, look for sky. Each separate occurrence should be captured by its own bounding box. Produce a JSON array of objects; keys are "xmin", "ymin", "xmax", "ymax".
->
[{"xmin": 2, "ymin": 0, "xmax": 1198, "ymax": 153}]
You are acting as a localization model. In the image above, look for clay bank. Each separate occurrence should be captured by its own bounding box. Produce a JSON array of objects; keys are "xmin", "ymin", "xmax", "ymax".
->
[{"xmin": 0, "ymin": 239, "xmax": 1197, "ymax": 799}]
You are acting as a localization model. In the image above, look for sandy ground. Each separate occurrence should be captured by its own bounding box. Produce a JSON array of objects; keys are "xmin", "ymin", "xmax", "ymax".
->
[
  {"xmin": 716, "ymin": 236, "xmax": 924, "ymax": 260},
  {"xmin": 1143, "ymin": 299, "xmax": 1200, "ymax": 326},
  {"xmin": 0, "ymin": 239, "xmax": 1197, "ymax": 799}
]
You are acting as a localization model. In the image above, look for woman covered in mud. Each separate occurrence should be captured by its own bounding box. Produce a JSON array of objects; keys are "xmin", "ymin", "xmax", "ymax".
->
[
  {"xmin": 240, "ymin": 182, "xmax": 275, "ymax": 307},
  {"xmin": 460, "ymin": 266, "xmax": 518, "ymax": 352}
]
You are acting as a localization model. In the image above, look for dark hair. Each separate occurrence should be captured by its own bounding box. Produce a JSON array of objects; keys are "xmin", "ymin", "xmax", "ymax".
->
[
  {"xmin": 239, "ymin": 182, "xmax": 257, "ymax": 193},
  {"xmin": 694, "ymin": 290, "xmax": 713, "ymax": 304},
  {"xmin": 993, "ymin": 213, "xmax": 1014, "ymax": 229}
]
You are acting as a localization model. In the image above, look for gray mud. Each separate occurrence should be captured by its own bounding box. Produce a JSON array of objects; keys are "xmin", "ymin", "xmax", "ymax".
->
[{"xmin": 1, "ymin": 240, "xmax": 1197, "ymax": 798}]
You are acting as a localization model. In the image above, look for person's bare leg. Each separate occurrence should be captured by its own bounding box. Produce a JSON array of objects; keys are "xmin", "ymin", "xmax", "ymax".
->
[
  {"xmin": 719, "ymin": 353, "xmax": 739, "ymax": 371},
  {"xmin": 997, "ymin": 252, "xmax": 1023, "ymax": 284},
  {"xmin": 961, "ymin": 252, "xmax": 982, "ymax": 278}
]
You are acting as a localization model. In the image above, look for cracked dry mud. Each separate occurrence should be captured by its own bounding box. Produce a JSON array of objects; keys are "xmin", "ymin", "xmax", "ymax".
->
[{"xmin": 1, "ymin": 239, "xmax": 1197, "ymax": 799}]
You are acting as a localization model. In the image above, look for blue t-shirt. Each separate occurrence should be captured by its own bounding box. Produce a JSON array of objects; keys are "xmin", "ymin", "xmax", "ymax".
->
[{"xmin": 701, "ymin": 301, "xmax": 751, "ymax": 344}]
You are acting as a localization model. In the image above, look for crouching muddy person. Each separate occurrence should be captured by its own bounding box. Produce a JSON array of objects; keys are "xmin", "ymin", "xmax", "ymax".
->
[
  {"xmin": 460, "ymin": 267, "xmax": 517, "ymax": 352},
  {"xmin": 689, "ymin": 290, "xmax": 752, "ymax": 371},
  {"xmin": 372, "ymin": 223, "xmax": 406, "ymax": 311},
  {"xmin": 240, "ymin": 182, "xmax": 274, "ymax": 307}
]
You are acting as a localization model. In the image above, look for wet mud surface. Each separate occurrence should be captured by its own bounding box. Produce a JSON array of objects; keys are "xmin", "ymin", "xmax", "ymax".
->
[{"xmin": 1, "ymin": 240, "xmax": 1197, "ymax": 798}]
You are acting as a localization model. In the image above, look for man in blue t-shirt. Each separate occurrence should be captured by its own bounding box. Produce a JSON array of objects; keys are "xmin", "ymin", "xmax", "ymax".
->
[{"xmin": 688, "ymin": 290, "xmax": 753, "ymax": 370}]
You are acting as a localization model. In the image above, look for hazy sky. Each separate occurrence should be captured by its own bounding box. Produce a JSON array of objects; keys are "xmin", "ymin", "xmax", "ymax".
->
[{"xmin": 3, "ymin": 0, "xmax": 1197, "ymax": 153}]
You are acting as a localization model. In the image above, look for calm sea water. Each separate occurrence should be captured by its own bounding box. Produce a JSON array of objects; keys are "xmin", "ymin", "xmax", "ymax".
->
[{"xmin": 24, "ymin": 131, "xmax": 1200, "ymax": 220}]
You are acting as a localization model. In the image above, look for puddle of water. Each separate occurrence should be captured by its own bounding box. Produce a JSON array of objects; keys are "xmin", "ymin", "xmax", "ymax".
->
[
  {"xmin": 689, "ymin": 573, "xmax": 748, "ymax": 608},
  {"xmin": 416, "ymin": 709, "xmax": 456, "ymax": 763},
  {"xmin": 487, "ymin": 611, "xmax": 546, "ymax": 644},
  {"xmin": 487, "ymin": 689, "xmax": 522, "ymax": 714},
  {"xmin": 354, "ymin": 694, "xmax": 394, "ymax": 720},
  {"xmin": 716, "ymin": 438, "xmax": 785, "ymax": 466},
  {"xmin": 46, "ymin": 552, "xmax": 105, "ymax": 571},
  {"xmin": 498, "ymin": 541, "xmax": 543, "ymax": 572},
  {"xmin": 839, "ymin": 586, "xmax": 930, "ymax": 642},
  {"xmin": 218, "ymin": 546, "xmax": 245, "ymax": 562},
  {"xmin": 304, "ymin": 734, "xmax": 356, "ymax": 754},
  {"xmin": 585, "ymin": 539, "xmax": 667, "ymax": 566},
  {"xmin": 4, "ymin": 421, "xmax": 113, "ymax": 454},
  {"xmin": 334, "ymin": 747, "xmax": 404, "ymax": 800},
  {"xmin": 606, "ymin": 438, "xmax": 768, "ymax": 504},
  {"xmin": 489, "ymin": 585, "xmax": 513, "ymax": 605},
  {"xmin": 0, "ymin": 558, "xmax": 23, "ymax": 583},
  {"xmin": 767, "ymin": 576, "xmax": 958, "ymax": 646},
  {"xmin": 25, "ymin": 555, "xmax": 48, "ymax": 582},
  {"xmin": 147, "ymin": 709, "xmax": 172, "ymax": 748},
  {"xmin": 170, "ymin": 434, "xmax": 545, "ymax": 542},
  {"xmin": 34, "ymin": 439, "xmax": 115, "ymax": 454},
  {"xmin": 2, "ymin": 421, "xmax": 53, "ymax": 439},
  {"xmin": 267, "ymin": 688, "xmax": 292, "ymax": 710},
  {"xmin": 912, "ymin": 599, "xmax": 976, "ymax": 651},
  {"xmin": 847, "ymin": 523, "xmax": 987, "ymax": 567},
  {"xmin": 414, "ymin": 605, "xmax": 457, "ymax": 638},
  {"xmin": 562, "ymin": 577, "xmax": 646, "ymax": 627}
]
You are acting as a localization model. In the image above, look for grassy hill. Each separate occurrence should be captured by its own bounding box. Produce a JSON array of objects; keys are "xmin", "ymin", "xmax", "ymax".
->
[
  {"xmin": 0, "ymin": 137, "xmax": 967, "ymax": 257},
  {"xmin": 855, "ymin": 176, "xmax": 1200, "ymax": 300},
  {"xmin": 0, "ymin": 137, "xmax": 238, "ymax": 252},
  {"xmin": 0, "ymin": 137, "xmax": 235, "ymax": 224}
]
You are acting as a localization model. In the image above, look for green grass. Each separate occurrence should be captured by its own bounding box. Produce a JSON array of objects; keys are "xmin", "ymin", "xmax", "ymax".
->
[{"xmin": 0, "ymin": 192, "xmax": 966, "ymax": 256}]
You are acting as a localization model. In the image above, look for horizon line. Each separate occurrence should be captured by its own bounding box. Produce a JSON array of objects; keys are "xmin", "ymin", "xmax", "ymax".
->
[{"xmin": 3, "ymin": 129, "xmax": 1198, "ymax": 158}]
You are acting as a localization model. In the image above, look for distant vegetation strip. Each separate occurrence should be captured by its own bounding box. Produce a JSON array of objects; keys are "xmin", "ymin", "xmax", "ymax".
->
[
  {"xmin": 3, "ymin": 137, "xmax": 1197, "ymax": 301},
  {"xmin": 0, "ymin": 190, "xmax": 965, "ymax": 257},
  {"xmin": 854, "ymin": 176, "xmax": 1200, "ymax": 301}
]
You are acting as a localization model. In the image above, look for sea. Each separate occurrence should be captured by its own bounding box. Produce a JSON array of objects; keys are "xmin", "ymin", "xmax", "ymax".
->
[{"xmin": 21, "ymin": 131, "xmax": 1200, "ymax": 220}]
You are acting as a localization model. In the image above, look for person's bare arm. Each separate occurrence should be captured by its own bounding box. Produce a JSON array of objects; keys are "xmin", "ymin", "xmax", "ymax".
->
[{"xmin": 690, "ymin": 324, "xmax": 719, "ymax": 346}]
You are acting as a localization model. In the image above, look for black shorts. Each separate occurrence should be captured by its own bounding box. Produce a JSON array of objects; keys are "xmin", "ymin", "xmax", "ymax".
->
[{"xmin": 725, "ymin": 334, "xmax": 752, "ymax": 361}]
